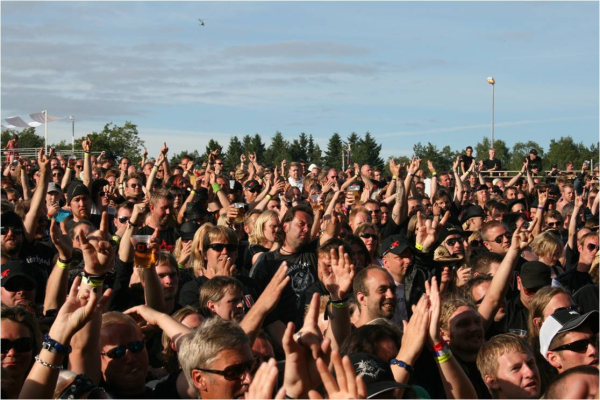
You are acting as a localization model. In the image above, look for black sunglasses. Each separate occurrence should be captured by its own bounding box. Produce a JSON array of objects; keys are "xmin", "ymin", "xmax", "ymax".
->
[
  {"xmin": 546, "ymin": 222, "xmax": 559, "ymax": 228},
  {"xmin": 445, "ymin": 238, "xmax": 463, "ymax": 247},
  {"xmin": 586, "ymin": 243, "xmax": 599, "ymax": 252},
  {"xmin": 75, "ymin": 165, "xmax": 83, "ymax": 169},
  {"xmin": 1, "ymin": 226, "xmax": 23, "ymax": 236},
  {"xmin": 3, "ymin": 277, "xmax": 36, "ymax": 292},
  {"xmin": 101, "ymin": 339, "xmax": 145, "ymax": 359},
  {"xmin": 245, "ymin": 187, "xmax": 261, "ymax": 194},
  {"xmin": 195, "ymin": 357, "xmax": 258, "ymax": 381},
  {"xmin": 1, "ymin": 337, "xmax": 34, "ymax": 354},
  {"xmin": 360, "ymin": 233, "xmax": 378, "ymax": 240},
  {"xmin": 550, "ymin": 336, "xmax": 598, "ymax": 353},
  {"xmin": 369, "ymin": 209, "xmax": 381, "ymax": 214},
  {"xmin": 208, "ymin": 243, "xmax": 238, "ymax": 252},
  {"xmin": 117, "ymin": 216, "xmax": 129, "ymax": 223},
  {"xmin": 493, "ymin": 232, "xmax": 511, "ymax": 244}
]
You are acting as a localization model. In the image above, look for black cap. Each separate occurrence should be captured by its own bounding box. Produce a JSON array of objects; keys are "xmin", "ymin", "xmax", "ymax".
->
[
  {"xmin": 460, "ymin": 205, "xmax": 485, "ymax": 224},
  {"xmin": 475, "ymin": 184, "xmax": 488, "ymax": 192},
  {"xmin": 520, "ymin": 261, "xmax": 551, "ymax": 289},
  {"xmin": 195, "ymin": 187, "xmax": 209, "ymax": 202},
  {"xmin": 530, "ymin": 149, "xmax": 538, "ymax": 155},
  {"xmin": 547, "ymin": 184, "xmax": 560, "ymax": 196},
  {"xmin": 437, "ymin": 224, "xmax": 469, "ymax": 245},
  {"xmin": 184, "ymin": 201, "xmax": 208, "ymax": 222},
  {"xmin": 1, "ymin": 260, "xmax": 37, "ymax": 291},
  {"xmin": 244, "ymin": 179, "xmax": 262, "ymax": 192},
  {"xmin": 508, "ymin": 198, "xmax": 527, "ymax": 212},
  {"xmin": 67, "ymin": 182, "xmax": 91, "ymax": 204},
  {"xmin": 551, "ymin": 163, "xmax": 557, "ymax": 169},
  {"xmin": 1, "ymin": 211, "xmax": 24, "ymax": 230},
  {"xmin": 347, "ymin": 353, "xmax": 408, "ymax": 399},
  {"xmin": 380, "ymin": 235, "xmax": 410, "ymax": 256},
  {"xmin": 179, "ymin": 221, "xmax": 200, "ymax": 240}
]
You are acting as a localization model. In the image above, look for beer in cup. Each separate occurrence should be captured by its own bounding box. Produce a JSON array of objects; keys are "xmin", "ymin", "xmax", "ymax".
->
[{"xmin": 131, "ymin": 235, "xmax": 154, "ymax": 268}]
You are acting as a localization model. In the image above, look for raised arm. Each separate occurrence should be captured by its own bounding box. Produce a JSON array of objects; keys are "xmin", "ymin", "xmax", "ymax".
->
[
  {"xmin": 452, "ymin": 157, "xmax": 464, "ymax": 209},
  {"xmin": 142, "ymin": 230, "xmax": 167, "ymax": 313},
  {"xmin": 81, "ymin": 136, "xmax": 93, "ymax": 188},
  {"xmin": 525, "ymin": 160, "xmax": 535, "ymax": 195},
  {"xmin": 18, "ymin": 159, "xmax": 32, "ymax": 200},
  {"xmin": 124, "ymin": 305, "xmax": 192, "ymax": 350},
  {"xmin": 43, "ymin": 220, "xmax": 73, "ymax": 314},
  {"xmin": 568, "ymin": 194, "xmax": 584, "ymax": 251},
  {"xmin": 506, "ymin": 162, "xmax": 527, "ymax": 188},
  {"xmin": 61, "ymin": 158, "xmax": 73, "ymax": 191},
  {"xmin": 161, "ymin": 143, "xmax": 172, "ymax": 182},
  {"xmin": 428, "ymin": 160, "xmax": 438, "ymax": 196},
  {"xmin": 532, "ymin": 190, "xmax": 547, "ymax": 238},
  {"xmin": 23, "ymin": 148, "xmax": 51, "ymax": 242}
]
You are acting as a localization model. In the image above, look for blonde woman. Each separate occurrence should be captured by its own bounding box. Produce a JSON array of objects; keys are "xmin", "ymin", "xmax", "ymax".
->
[
  {"xmin": 178, "ymin": 223, "xmax": 215, "ymax": 290},
  {"xmin": 354, "ymin": 222, "xmax": 382, "ymax": 267},
  {"xmin": 247, "ymin": 210, "xmax": 281, "ymax": 266},
  {"xmin": 530, "ymin": 230, "xmax": 565, "ymax": 278}
]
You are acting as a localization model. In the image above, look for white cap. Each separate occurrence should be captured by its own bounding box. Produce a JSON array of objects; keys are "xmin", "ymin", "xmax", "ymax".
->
[{"xmin": 308, "ymin": 164, "xmax": 318, "ymax": 171}]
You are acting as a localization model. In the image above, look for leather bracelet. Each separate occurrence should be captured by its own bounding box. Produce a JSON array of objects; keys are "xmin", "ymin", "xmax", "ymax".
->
[
  {"xmin": 43, "ymin": 334, "xmax": 72, "ymax": 355},
  {"xmin": 390, "ymin": 359, "xmax": 414, "ymax": 374},
  {"xmin": 128, "ymin": 219, "xmax": 140, "ymax": 227}
]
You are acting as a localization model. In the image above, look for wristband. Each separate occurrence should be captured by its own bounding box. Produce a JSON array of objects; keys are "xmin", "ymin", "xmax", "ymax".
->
[
  {"xmin": 128, "ymin": 219, "xmax": 140, "ymax": 227},
  {"xmin": 409, "ymin": 173, "xmax": 415, "ymax": 177},
  {"xmin": 43, "ymin": 334, "xmax": 72, "ymax": 355},
  {"xmin": 518, "ymin": 172, "xmax": 523, "ymax": 176},
  {"xmin": 111, "ymin": 235, "xmax": 121, "ymax": 244},
  {"xmin": 177, "ymin": 263, "xmax": 186, "ymax": 270},
  {"xmin": 390, "ymin": 359, "xmax": 414, "ymax": 374},
  {"xmin": 56, "ymin": 259, "xmax": 70, "ymax": 270},
  {"xmin": 432, "ymin": 172, "xmax": 437, "ymax": 176},
  {"xmin": 81, "ymin": 275, "xmax": 105, "ymax": 287},
  {"xmin": 35, "ymin": 355, "xmax": 64, "ymax": 370},
  {"xmin": 435, "ymin": 351, "xmax": 453, "ymax": 364},
  {"xmin": 331, "ymin": 301, "xmax": 348, "ymax": 309},
  {"xmin": 393, "ymin": 175, "xmax": 398, "ymax": 180},
  {"xmin": 415, "ymin": 243, "xmax": 424, "ymax": 251},
  {"xmin": 537, "ymin": 206, "xmax": 545, "ymax": 210},
  {"xmin": 152, "ymin": 166, "xmax": 158, "ymax": 172},
  {"xmin": 212, "ymin": 183, "xmax": 222, "ymax": 193},
  {"xmin": 354, "ymin": 174, "xmax": 359, "ymax": 179},
  {"xmin": 266, "ymin": 194, "xmax": 272, "ymax": 200},
  {"xmin": 189, "ymin": 190, "xmax": 197, "ymax": 195},
  {"xmin": 84, "ymin": 152, "xmax": 90, "ymax": 157},
  {"xmin": 432, "ymin": 340, "xmax": 447, "ymax": 352}
]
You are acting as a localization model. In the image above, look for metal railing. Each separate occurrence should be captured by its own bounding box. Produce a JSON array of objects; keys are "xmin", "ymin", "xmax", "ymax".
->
[{"xmin": 1, "ymin": 148, "xmax": 101, "ymax": 161}]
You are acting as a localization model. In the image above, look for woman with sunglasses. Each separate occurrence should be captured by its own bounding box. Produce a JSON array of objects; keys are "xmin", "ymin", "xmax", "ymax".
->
[
  {"xmin": 247, "ymin": 210, "xmax": 281, "ymax": 268},
  {"xmin": 354, "ymin": 223, "xmax": 381, "ymax": 267},
  {"xmin": 1, "ymin": 305, "xmax": 41, "ymax": 399}
]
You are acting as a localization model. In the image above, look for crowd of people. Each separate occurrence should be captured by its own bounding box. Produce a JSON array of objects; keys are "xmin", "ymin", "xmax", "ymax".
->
[{"xmin": 1, "ymin": 134, "xmax": 598, "ymax": 399}]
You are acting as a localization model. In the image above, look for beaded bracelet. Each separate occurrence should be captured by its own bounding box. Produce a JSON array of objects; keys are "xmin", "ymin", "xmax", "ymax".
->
[{"xmin": 35, "ymin": 355, "xmax": 64, "ymax": 370}]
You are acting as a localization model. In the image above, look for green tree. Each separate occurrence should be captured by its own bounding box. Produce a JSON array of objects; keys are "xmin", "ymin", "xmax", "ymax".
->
[
  {"xmin": 474, "ymin": 137, "xmax": 510, "ymax": 168},
  {"xmin": 265, "ymin": 132, "xmax": 290, "ymax": 166},
  {"xmin": 413, "ymin": 142, "xmax": 455, "ymax": 175},
  {"xmin": 324, "ymin": 133, "xmax": 344, "ymax": 169},
  {"xmin": 307, "ymin": 134, "xmax": 323, "ymax": 166},
  {"xmin": 545, "ymin": 136, "xmax": 599, "ymax": 170},
  {"xmin": 507, "ymin": 141, "xmax": 544, "ymax": 171},
  {"xmin": 289, "ymin": 134, "xmax": 310, "ymax": 163},
  {"xmin": 84, "ymin": 122, "xmax": 145, "ymax": 163},
  {"xmin": 354, "ymin": 132, "xmax": 384, "ymax": 169},
  {"xmin": 251, "ymin": 134, "xmax": 267, "ymax": 162},
  {"xmin": 1, "ymin": 128, "xmax": 45, "ymax": 150},
  {"xmin": 204, "ymin": 139, "xmax": 223, "ymax": 161},
  {"xmin": 170, "ymin": 150, "xmax": 201, "ymax": 167},
  {"xmin": 224, "ymin": 136, "xmax": 244, "ymax": 172}
]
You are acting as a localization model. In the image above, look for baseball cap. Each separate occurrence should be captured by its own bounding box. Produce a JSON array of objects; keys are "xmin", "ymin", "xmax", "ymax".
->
[
  {"xmin": 475, "ymin": 184, "xmax": 488, "ymax": 192},
  {"xmin": 1, "ymin": 260, "xmax": 37, "ymax": 291},
  {"xmin": 47, "ymin": 182, "xmax": 62, "ymax": 194},
  {"xmin": 347, "ymin": 353, "xmax": 408, "ymax": 399},
  {"xmin": 519, "ymin": 261, "xmax": 551, "ymax": 289},
  {"xmin": 1, "ymin": 211, "xmax": 25, "ymax": 230},
  {"xmin": 460, "ymin": 205, "xmax": 485, "ymax": 224},
  {"xmin": 530, "ymin": 149, "xmax": 538, "ymax": 155},
  {"xmin": 547, "ymin": 184, "xmax": 560, "ymax": 196},
  {"xmin": 437, "ymin": 224, "xmax": 469, "ymax": 245},
  {"xmin": 244, "ymin": 179, "xmax": 262, "ymax": 193},
  {"xmin": 381, "ymin": 235, "xmax": 410, "ymax": 256},
  {"xmin": 540, "ymin": 309, "xmax": 599, "ymax": 359},
  {"xmin": 179, "ymin": 221, "xmax": 200, "ymax": 241},
  {"xmin": 308, "ymin": 163, "xmax": 318, "ymax": 172}
]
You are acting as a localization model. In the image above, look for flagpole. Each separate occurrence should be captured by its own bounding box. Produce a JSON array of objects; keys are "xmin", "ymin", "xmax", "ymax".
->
[{"xmin": 43, "ymin": 110, "xmax": 48, "ymax": 153}]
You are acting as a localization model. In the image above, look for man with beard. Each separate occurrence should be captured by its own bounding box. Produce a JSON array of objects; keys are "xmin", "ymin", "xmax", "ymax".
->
[
  {"xmin": 353, "ymin": 266, "xmax": 397, "ymax": 328},
  {"xmin": 137, "ymin": 189, "xmax": 179, "ymax": 252},
  {"xmin": 64, "ymin": 182, "xmax": 103, "ymax": 231},
  {"xmin": 381, "ymin": 235, "xmax": 412, "ymax": 326},
  {"xmin": 0, "ymin": 260, "xmax": 37, "ymax": 306},
  {"xmin": 440, "ymin": 298, "xmax": 490, "ymax": 398},
  {"xmin": 476, "ymin": 334, "xmax": 541, "ymax": 399}
]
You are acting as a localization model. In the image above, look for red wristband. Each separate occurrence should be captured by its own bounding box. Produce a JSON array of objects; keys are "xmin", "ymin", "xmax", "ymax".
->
[{"xmin": 432, "ymin": 340, "xmax": 446, "ymax": 351}]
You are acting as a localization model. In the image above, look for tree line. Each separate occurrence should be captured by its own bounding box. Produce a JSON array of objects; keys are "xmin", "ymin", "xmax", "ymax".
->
[{"xmin": 2, "ymin": 124, "xmax": 597, "ymax": 176}]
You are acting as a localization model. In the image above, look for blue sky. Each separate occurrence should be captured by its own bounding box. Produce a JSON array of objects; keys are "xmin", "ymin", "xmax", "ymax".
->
[{"xmin": 2, "ymin": 1, "xmax": 598, "ymax": 161}]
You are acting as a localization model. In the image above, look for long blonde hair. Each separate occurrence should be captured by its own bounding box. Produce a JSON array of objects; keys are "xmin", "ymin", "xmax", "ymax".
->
[
  {"xmin": 188, "ymin": 223, "xmax": 215, "ymax": 277},
  {"xmin": 249, "ymin": 210, "xmax": 279, "ymax": 246}
]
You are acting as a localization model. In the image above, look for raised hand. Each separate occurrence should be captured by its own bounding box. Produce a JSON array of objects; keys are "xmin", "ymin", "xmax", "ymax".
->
[
  {"xmin": 389, "ymin": 158, "xmax": 400, "ymax": 178},
  {"xmin": 453, "ymin": 156, "xmax": 460, "ymax": 171},
  {"xmin": 81, "ymin": 136, "xmax": 92, "ymax": 153},
  {"xmin": 308, "ymin": 351, "xmax": 367, "ymax": 400},
  {"xmin": 510, "ymin": 225, "xmax": 532, "ymax": 251},
  {"xmin": 79, "ymin": 212, "xmax": 114, "ymax": 275},
  {"xmin": 397, "ymin": 293, "xmax": 430, "ymax": 365},
  {"xmin": 254, "ymin": 263, "xmax": 290, "ymax": 315},
  {"xmin": 160, "ymin": 142, "xmax": 169, "ymax": 155},
  {"xmin": 424, "ymin": 277, "xmax": 442, "ymax": 346},
  {"xmin": 248, "ymin": 152, "xmax": 256, "ymax": 163},
  {"xmin": 50, "ymin": 219, "xmax": 73, "ymax": 260},
  {"xmin": 246, "ymin": 358, "xmax": 286, "ymax": 400},
  {"xmin": 323, "ymin": 246, "xmax": 355, "ymax": 301},
  {"xmin": 455, "ymin": 266, "xmax": 472, "ymax": 288},
  {"xmin": 240, "ymin": 154, "xmax": 247, "ymax": 164},
  {"xmin": 427, "ymin": 160, "xmax": 436, "ymax": 174}
]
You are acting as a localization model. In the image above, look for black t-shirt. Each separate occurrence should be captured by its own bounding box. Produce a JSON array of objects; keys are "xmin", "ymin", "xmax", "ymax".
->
[
  {"xmin": 504, "ymin": 296, "xmax": 529, "ymax": 332},
  {"xmin": 241, "ymin": 243, "xmax": 268, "ymax": 275},
  {"xmin": 137, "ymin": 226, "xmax": 180, "ymax": 253},
  {"xmin": 64, "ymin": 214, "xmax": 105, "ymax": 233},
  {"xmin": 460, "ymin": 155, "xmax": 475, "ymax": 171},
  {"xmin": 19, "ymin": 241, "xmax": 57, "ymax": 304},
  {"xmin": 147, "ymin": 370, "xmax": 182, "ymax": 399},
  {"xmin": 565, "ymin": 245, "xmax": 579, "ymax": 270},
  {"xmin": 556, "ymin": 269, "xmax": 593, "ymax": 295},
  {"xmin": 250, "ymin": 240, "xmax": 319, "ymax": 327},
  {"xmin": 483, "ymin": 158, "xmax": 502, "ymax": 171},
  {"xmin": 573, "ymin": 284, "xmax": 599, "ymax": 314},
  {"xmin": 454, "ymin": 354, "xmax": 492, "ymax": 399},
  {"xmin": 178, "ymin": 274, "xmax": 261, "ymax": 313}
]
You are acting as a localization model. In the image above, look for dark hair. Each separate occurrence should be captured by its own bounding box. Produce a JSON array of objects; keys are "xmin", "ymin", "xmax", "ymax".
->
[
  {"xmin": 281, "ymin": 204, "xmax": 314, "ymax": 225},
  {"xmin": 469, "ymin": 252, "xmax": 504, "ymax": 275},
  {"xmin": 352, "ymin": 266, "xmax": 386, "ymax": 297},
  {"xmin": 318, "ymin": 238, "xmax": 352, "ymax": 257},
  {"xmin": 464, "ymin": 274, "xmax": 492, "ymax": 303},
  {"xmin": 545, "ymin": 365, "xmax": 599, "ymax": 399},
  {"xmin": 340, "ymin": 323, "xmax": 401, "ymax": 359}
]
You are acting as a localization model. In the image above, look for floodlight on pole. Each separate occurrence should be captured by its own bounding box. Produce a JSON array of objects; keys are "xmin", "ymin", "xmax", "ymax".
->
[
  {"xmin": 487, "ymin": 77, "xmax": 495, "ymax": 147},
  {"xmin": 69, "ymin": 116, "xmax": 75, "ymax": 153}
]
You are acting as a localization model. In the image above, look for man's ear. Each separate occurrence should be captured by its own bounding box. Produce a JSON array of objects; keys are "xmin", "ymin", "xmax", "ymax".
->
[
  {"xmin": 191, "ymin": 369, "xmax": 208, "ymax": 393},
  {"xmin": 485, "ymin": 375, "xmax": 500, "ymax": 391},
  {"xmin": 440, "ymin": 327, "xmax": 450, "ymax": 343},
  {"xmin": 483, "ymin": 240, "xmax": 492, "ymax": 252},
  {"xmin": 207, "ymin": 300, "xmax": 216, "ymax": 314},
  {"xmin": 356, "ymin": 292, "xmax": 366, "ymax": 306},
  {"xmin": 283, "ymin": 221, "xmax": 290, "ymax": 234},
  {"xmin": 546, "ymin": 351, "xmax": 562, "ymax": 370},
  {"xmin": 517, "ymin": 276, "xmax": 522, "ymax": 291}
]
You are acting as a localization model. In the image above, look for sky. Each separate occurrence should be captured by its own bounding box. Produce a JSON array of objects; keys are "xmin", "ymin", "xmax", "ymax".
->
[{"xmin": 1, "ymin": 1, "xmax": 598, "ymax": 162}]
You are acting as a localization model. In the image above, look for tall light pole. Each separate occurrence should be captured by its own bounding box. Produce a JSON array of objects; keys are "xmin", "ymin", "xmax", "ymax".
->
[
  {"xmin": 487, "ymin": 77, "xmax": 495, "ymax": 147},
  {"xmin": 69, "ymin": 116, "xmax": 75, "ymax": 153}
]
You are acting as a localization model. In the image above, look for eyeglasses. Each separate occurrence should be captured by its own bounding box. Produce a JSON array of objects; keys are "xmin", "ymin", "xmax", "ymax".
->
[
  {"xmin": 546, "ymin": 222, "xmax": 560, "ymax": 228},
  {"xmin": 98, "ymin": 191, "xmax": 108, "ymax": 197},
  {"xmin": 101, "ymin": 339, "xmax": 145, "ymax": 359},
  {"xmin": 1, "ymin": 226, "xmax": 23, "ymax": 236},
  {"xmin": 550, "ymin": 336, "xmax": 598, "ymax": 353},
  {"xmin": 493, "ymin": 232, "xmax": 511, "ymax": 244},
  {"xmin": 368, "ymin": 209, "xmax": 381, "ymax": 214},
  {"xmin": 75, "ymin": 165, "xmax": 83, "ymax": 169},
  {"xmin": 129, "ymin": 183, "xmax": 140, "ymax": 188},
  {"xmin": 445, "ymin": 238, "xmax": 463, "ymax": 247},
  {"xmin": 215, "ymin": 162, "xmax": 224, "ymax": 166},
  {"xmin": 360, "ymin": 233, "xmax": 378, "ymax": 240},
  {"xmin": 1, "ymin": 337, "xmax": 34, "ymax": 354},
  {"xmin": 586, "ymin": 243, "xmax": 599, "ymax": 252},
  {"xmin": 52, "ymin": 173, "xmax": 63, "ymax": 177},
  {"xmin": 523, "ymin": 286, "xmax": 542, "ymax": 296},
  {"xmin": 117, "ymin": 216, "xmax": 129, "ymax": 223},
  {"xmin": 195, "ymin": 357, "xmax": 258, "ymax": 381},
  {"xmin": 208, "ymin": 243, "xmax": 238, "ymax": 253}
]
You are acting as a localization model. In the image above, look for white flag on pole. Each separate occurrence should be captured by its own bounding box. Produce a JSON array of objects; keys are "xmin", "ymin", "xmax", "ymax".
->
[
  {"xmin": 4, "ymin": 116, "xmax": 42, "ymax": 128},
  {"xmin": 29, "ymin": 112, "xmax": 67, "ymax": 123}
]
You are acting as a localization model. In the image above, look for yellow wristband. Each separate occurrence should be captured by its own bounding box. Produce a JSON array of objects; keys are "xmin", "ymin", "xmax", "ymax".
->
[
  {"xmin": 57, "ymin": 260, "xmax": 70, "ymax": 270},
  {"xmin": 266, "ymin": 194, "xmax": 272, "ymax": 200},
  {"xmin": 415, "ymin": 243, "xmax": 424, "ymax": 251},
  {"xmin": 152, "ymin": 166, "xmax": 158, "ymax": 172},
  {"xmin": 84, "ymin": 152, "xmax": 90, "ymax": 157},
  {"xmin": 432, "ymin": 172, "xmax": 437, "ymax": 176},
  {"xmin": 436, "ymin": 352, "xmax": 452, "ymax": 364},
  {"xmin": 81, "ymin": 275, "xmax": 104, "ymax": 287},
  {"xmin": 191, "ymin": 190, "xmax": 197, "ymax": 195}
]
